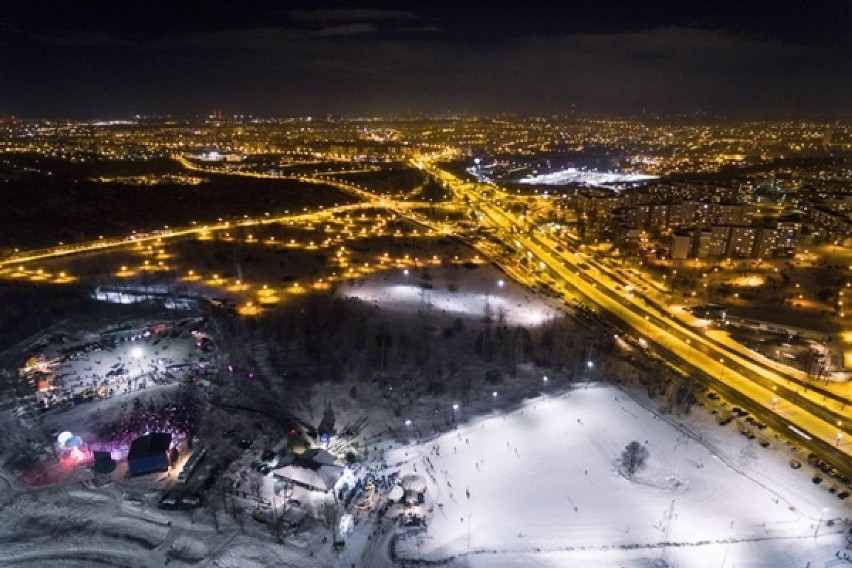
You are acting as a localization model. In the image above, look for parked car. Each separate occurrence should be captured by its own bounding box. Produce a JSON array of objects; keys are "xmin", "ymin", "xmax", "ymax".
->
[{"xmin": 158, "ymin": 492, "xmax": 202, "ymax": 510}]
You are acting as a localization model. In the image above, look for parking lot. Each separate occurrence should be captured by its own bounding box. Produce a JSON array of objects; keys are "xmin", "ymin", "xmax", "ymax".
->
[{"xmin": 697, "ymin": 387, "xmax": 851, "ymax": 502}]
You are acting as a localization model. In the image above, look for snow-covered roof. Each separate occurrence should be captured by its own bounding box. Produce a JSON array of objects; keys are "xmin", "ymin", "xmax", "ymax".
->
[
  {"xmin": 272, "ymin": 464, "xmax": 342, "ymax": 491},
  {"xmin": 401, "ymin": 474, "xmax": 427, "ymax": 493}
]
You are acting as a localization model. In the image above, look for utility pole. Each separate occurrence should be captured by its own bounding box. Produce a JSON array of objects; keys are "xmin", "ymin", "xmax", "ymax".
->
[{"xmin": 661, "ymin": 499, "xmax": 675, "ymax": 564}]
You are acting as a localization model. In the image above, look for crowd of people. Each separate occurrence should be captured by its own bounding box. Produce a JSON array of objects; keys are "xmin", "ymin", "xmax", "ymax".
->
[
  {"xmin": 29, "ymin": 322, "xmax": 205, "ymax": 412},
  {"xmin": 93, "ymin": 391, "xmax": 201, "ymax": 454}
]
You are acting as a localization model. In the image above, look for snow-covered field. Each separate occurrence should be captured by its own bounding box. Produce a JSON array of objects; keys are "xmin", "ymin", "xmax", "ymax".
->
[
  {"xmin": 386, "ymin": 386, "xmax": 851, "ymax": 567},
  {"xmin": 343, "ymin": 283, "xmax": 557, "ymax": 326},
  {"xmin": 1, "ymin": 382, "xmax": 849, "ymax": 567},
  {"xmin": 340, "ymin": 263, "xmax": 561, "ymax": 326},
  {"xmin": 1, "ymin": 267, "xmax": 849, "ymax": 567}
]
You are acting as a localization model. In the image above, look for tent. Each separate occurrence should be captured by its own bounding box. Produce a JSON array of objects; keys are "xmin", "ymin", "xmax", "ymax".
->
[
  {"xmin": 127, "ymin": 433, "xmax": 171, "ymax": 476},
  {"xmin": 272, "ymin": 463, "xmax": 342, "ymax": 492},
  {"xmin": 93, "ymin": 451, "xmax": 116, "ymax": 474},
  {"xmin": 387, "ymin": 485, "xmax": 404, "ymax": 502},
  {"xmin": 271, "ymin": 448, "xmax": 344, "ymax": 492},
  {"xmin": 401, "ymin": 474, "xmax": 427, "ymax": 493}
]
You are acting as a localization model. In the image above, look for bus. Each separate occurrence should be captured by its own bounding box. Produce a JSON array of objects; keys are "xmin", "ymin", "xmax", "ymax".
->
[{"xmin": 178, "ymin": 447, "xmax": 206, "ymax": 484}]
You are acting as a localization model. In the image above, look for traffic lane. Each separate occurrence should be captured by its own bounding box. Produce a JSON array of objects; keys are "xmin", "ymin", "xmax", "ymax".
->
[
  {"xmin": 473, "ymin": 199, "xmax": 846, "ymax": 442},
  {"xmin": 614, "ymin": 300, "xmax": 852, "ymax": 441},
  {"xmin": 522, "ymin": 231, "xmax": 852, "ymax": 434},
  {"xmin": 543, "ymin": 234, "xmax": 850, "ymax": 409},
  {"xmin": 695, "ymin": 363, "xmax": 852, "ymax": 480},
  {"xmin": 516, "ymin": 232, "xmax": 851, "ymax": 453},
  {"xmin": 623, "ymin": 329, "xmax": 852, "ymax": 478},
  {"xmin": 422, "ymin": 171, "xmax": 852, "ymax": 456}
]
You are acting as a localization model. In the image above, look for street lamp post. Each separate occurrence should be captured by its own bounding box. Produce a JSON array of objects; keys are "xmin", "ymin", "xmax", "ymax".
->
[
  {"xmin": 130, "ymin": 345, "xmax": 144, "ymax": 392},
  {"xmin": 484, "ymin": 278, "xmax": 505, "ymax": 324},
  {"xmin": 814, "ymin": 507, "xmax": 829, "ymax": 538},
  {"xmin": 837, "ymin": 432, "xmax": 843, "ymax": 447},
  {"xmin": 586, "ymin": 361, "xmax": 594, "ymax": 387},
  {"xmin": 718, "ymin": 358, "xmax": 728, "ymax": 383},
  {"xmin": 492, "ymin": 391, "xmax": 498, "ymax": 412},
  {"xmin": 542, "ymin": 375, "xmax": 548, "ymax": 394}
]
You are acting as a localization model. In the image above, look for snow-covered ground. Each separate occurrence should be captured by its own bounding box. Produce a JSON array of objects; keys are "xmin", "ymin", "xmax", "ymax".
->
[
  {"xmin": 340, "ymin": 263, "xmax": 561, "ymax": 326},
  {"xmin": 383, "ymin": 385, "xmax": 850, "ymax": 567},
  {"xmin": 25, "ymin": 317, "xmax": 205, "ymax": 412},
  {"xmin": 1, "ymin": 270, "xmax": 849, "ymax": 567},
  {"xmin": 1, "ymin": 382, "xmax": 849, "ymax": 568}
]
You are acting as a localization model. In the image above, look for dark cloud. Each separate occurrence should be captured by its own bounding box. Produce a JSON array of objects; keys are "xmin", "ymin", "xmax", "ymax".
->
[
  {"xmin": 28, "ymin": 29, "xmax": 136, "ymax": 48},
  {"xmin": 0, "ymin": 0, "xmax": 849, "ymax": 117},
  {"xmin": 287, "ymin": 9, "xmax": 419, "ymax": 23},
  {"xmin": 314, "ymin": 23, "xmax": 379, "ymax": 37}
]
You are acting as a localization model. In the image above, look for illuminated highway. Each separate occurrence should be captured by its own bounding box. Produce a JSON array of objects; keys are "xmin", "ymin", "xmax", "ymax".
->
[
  {"xmin": 0, "ymin": 152, "xmax": 436, "ymax": 271},
  {"xmin": 418, "ymin": 158, "xmax": 852, "ymax": 474},
  {"xmin": 3, "ymin": 152, "xmax": 850, "ymax": 475}
]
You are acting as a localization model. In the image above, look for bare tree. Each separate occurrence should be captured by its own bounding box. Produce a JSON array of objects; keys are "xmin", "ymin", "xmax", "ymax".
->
[{"xmin": 620, "ymin": 441, "xmax": 649, "ymax": 478}]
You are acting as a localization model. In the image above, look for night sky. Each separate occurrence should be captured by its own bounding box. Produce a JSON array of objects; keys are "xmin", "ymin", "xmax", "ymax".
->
[{"xmin": 2, "ymin": 0, "xmax": 850, "ymax": 118}]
